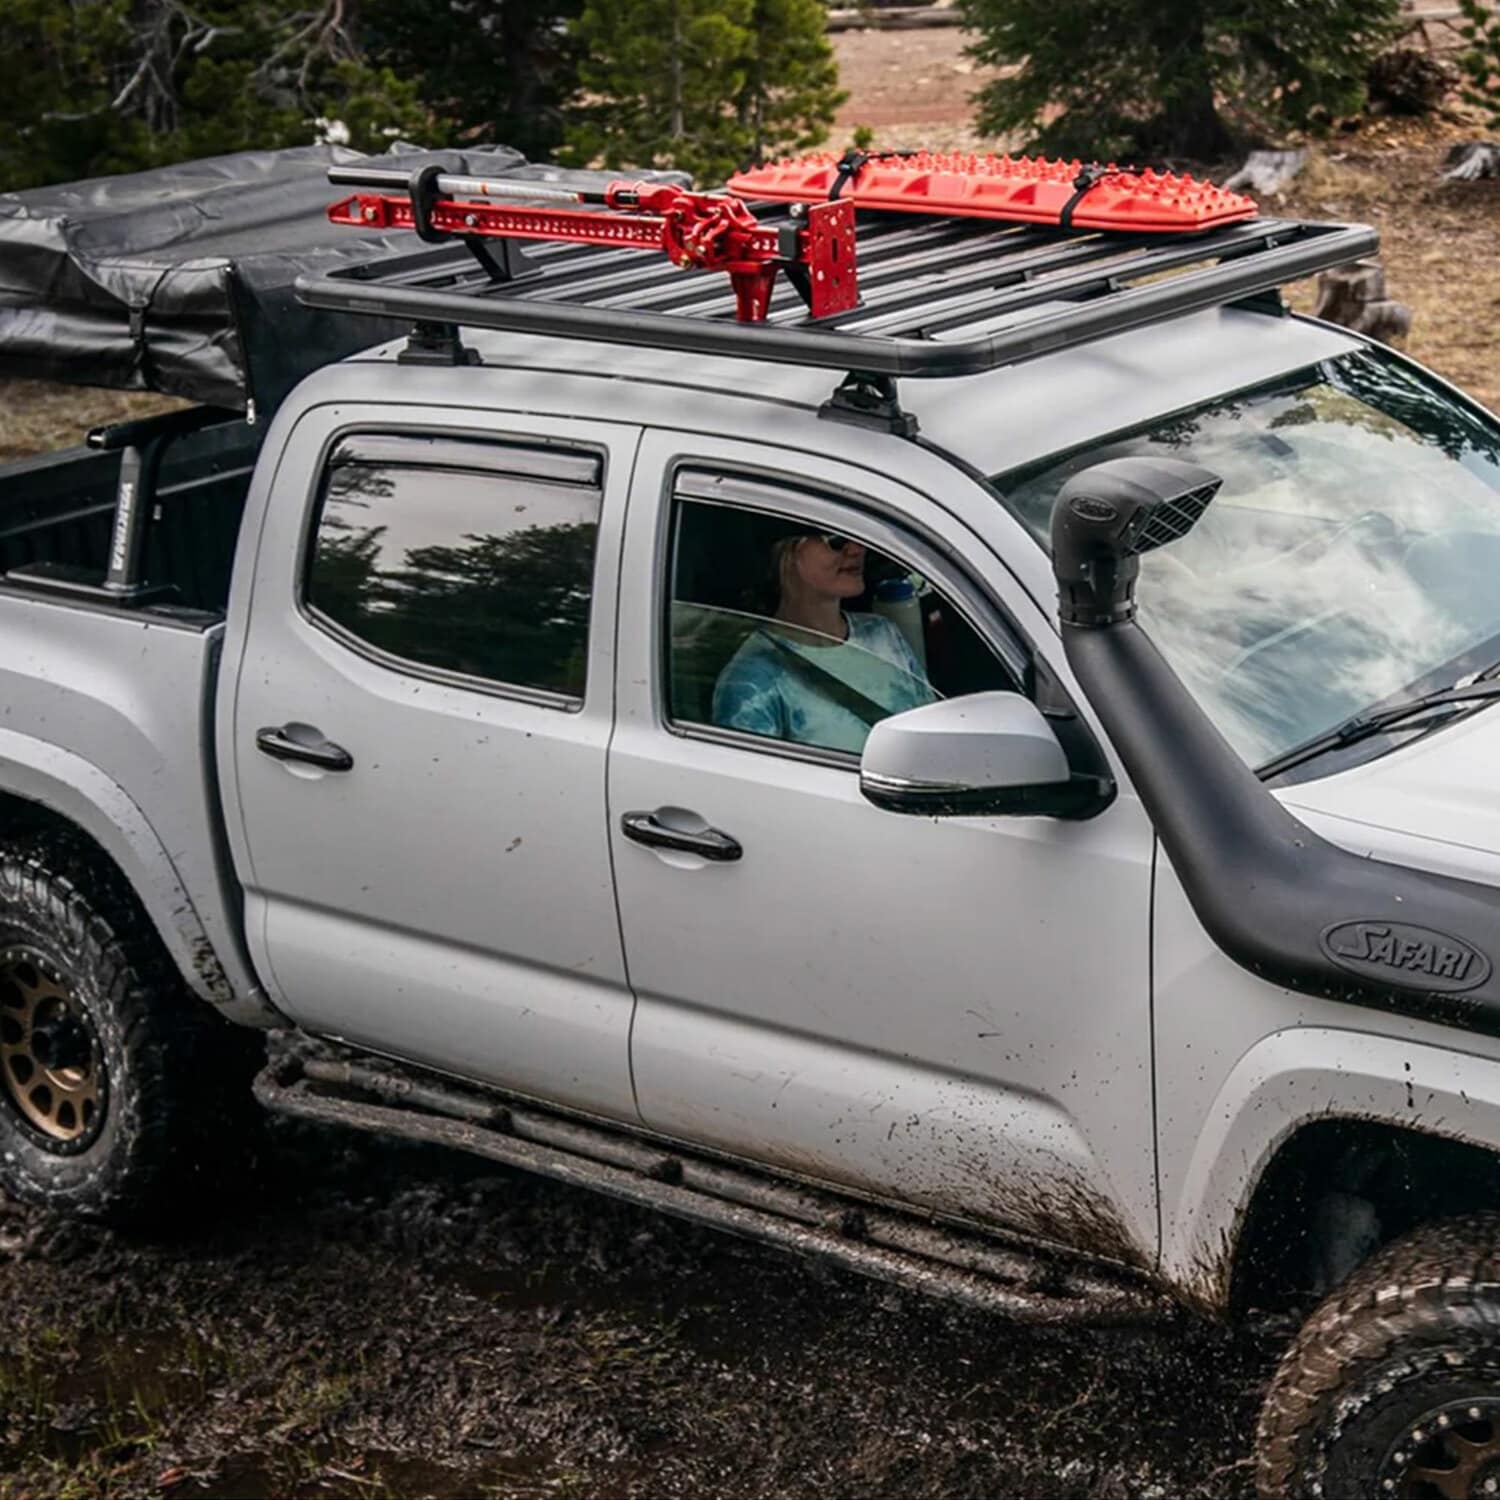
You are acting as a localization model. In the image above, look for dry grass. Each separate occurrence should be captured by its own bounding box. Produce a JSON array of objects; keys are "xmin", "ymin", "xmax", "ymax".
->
[
  {"xmin": 1273, "ymin": 118, "xmax": 1500, "ymax": 415},
  {"xmin": 0, "ymin": 380, "xmax": 185, "ymax": 463}
]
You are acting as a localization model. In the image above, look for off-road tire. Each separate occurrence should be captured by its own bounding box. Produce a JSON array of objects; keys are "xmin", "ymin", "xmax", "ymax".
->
[
  {"xmin": 0, "ymin": 832, "xmax": 262, "ymax": 1223},
  {"xmin": 1257, "ymin": 1212, "xmax": 1500, "ymax": 1498}
]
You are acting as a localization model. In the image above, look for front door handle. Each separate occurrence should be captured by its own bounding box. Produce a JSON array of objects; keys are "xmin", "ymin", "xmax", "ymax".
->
[
  {"xmin": 621, "ymin": 810, "xmax": 742, "ymax": 863},
  {"xmin": 255, "ymin": 724, "xmax": 354, "ymax": 773}
]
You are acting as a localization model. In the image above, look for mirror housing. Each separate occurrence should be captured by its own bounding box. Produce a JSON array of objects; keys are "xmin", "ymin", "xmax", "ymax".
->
[{"xmin": 859, "ymin": 692, "xmax": 1113, "ymax": 819}]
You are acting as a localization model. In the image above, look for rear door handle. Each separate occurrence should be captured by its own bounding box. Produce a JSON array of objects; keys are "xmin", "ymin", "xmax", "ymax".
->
[
  {"xmin": 255, "ymin": 724, "xmax": 354, "ymax": 773},
  {"xmin": 620, "ymin": 810, "xmax": 742, "ymax": 863}
]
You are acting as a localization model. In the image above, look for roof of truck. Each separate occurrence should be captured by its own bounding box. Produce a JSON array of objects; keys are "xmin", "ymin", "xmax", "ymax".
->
[{"xmin": 347, "ymin": 303, "xmax": 1364, "ymax": 479}]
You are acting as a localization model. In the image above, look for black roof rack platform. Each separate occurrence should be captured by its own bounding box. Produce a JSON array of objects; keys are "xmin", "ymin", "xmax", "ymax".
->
[{"xmin": 295, "ymin": 207, "xmax": 1377, "ymax": 382}]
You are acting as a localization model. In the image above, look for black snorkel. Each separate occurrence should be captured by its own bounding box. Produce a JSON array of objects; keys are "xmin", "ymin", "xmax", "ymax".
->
[{"xmin": 1050, "ymin": 457, "xmax": 1500, "ymax": 1036}]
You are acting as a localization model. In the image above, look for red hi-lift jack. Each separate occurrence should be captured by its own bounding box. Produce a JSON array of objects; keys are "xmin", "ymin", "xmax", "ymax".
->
[{"xmin": 327, "ymin": 165, "xmax": 858, "ymax": 323}]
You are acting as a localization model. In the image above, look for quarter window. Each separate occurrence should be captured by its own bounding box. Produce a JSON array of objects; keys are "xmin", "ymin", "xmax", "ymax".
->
[{"xmin": 306, "ymin": 437, "xmax": 602, "ymax": 700}]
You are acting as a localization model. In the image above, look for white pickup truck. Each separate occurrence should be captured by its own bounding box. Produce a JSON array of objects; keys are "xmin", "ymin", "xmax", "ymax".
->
[{"xmin": 3, "ymin": 156, "xmax": 1500, "ymax": 1498}]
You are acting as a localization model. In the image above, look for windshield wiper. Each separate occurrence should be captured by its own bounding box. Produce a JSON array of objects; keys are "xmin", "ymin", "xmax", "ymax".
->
[{"xmin": 1257, "ymin": 669, "xmax": 1500, "ymax": 781}]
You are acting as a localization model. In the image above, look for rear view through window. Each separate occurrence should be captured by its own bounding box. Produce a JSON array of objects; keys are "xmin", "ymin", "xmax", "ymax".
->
[
  {"xmin": 306, "ymin": 437, "xmax": 602, "ymax": 701},
  {"xmin": 999, "ymin": 350, "xmax": 1500, "ymax": 771}
]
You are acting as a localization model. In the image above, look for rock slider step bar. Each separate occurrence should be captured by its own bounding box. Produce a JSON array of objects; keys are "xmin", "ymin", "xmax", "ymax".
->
[{"xmin": 257, "ymin": 1051, "xmax": 1170, "ymax": 1326}]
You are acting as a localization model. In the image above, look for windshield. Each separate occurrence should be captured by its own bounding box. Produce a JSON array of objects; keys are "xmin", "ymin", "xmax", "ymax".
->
[{"xmin": 998, "ymin": 349, "xmax": 1500, "ymax": 768}]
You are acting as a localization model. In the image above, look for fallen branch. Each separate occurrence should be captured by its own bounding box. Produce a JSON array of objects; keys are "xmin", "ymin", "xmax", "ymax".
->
[{"xmin": 826, "ymin": 6, "xmax": 964, "ymax": 31}]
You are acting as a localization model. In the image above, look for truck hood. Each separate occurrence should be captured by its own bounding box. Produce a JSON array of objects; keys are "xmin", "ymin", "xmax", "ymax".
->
[{"xmin": 1281, "ymin": 703, "xmax": 1500, "ymax": 885}]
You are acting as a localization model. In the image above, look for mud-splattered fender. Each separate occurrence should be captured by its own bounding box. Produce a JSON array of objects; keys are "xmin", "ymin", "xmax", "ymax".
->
[
  {"xmin": 1160, "ymin": 1026, "xmax": 1500, "ymax": 1313},
  {"xmin": 0, "ymin": 726, "xmax": 277, "ymax": 1026}
]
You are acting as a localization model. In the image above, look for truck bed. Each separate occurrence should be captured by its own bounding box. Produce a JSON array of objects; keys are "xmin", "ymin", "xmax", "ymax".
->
[
  {"xmin": 0, "ymin": 411, "xmax": 270, "ymax": 1016},
  {"xmin": 0, "ymin": 414, "xmax": 262, "ymax": 617}
]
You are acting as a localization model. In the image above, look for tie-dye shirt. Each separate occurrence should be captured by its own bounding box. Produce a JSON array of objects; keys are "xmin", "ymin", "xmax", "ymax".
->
[{"xmin": 712, "ymin": 612, "xmax": 936, "ymax": 754}]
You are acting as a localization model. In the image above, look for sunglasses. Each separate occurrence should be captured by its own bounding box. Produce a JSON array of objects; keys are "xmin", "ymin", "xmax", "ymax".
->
[{"xmin": 806, "ymin": 532, "xmax": 857, "ymax": 552}]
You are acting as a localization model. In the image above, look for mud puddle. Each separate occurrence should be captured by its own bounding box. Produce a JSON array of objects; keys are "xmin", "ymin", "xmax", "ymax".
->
[{"xmin": 1, "ymin": 1112, "xmax": 1281, "ymax": 1499}]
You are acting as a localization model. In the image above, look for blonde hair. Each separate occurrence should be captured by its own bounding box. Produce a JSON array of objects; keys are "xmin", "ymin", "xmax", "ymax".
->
[{"xmin": 756, "ymin": 531, "xmax": 804, "ymax": 613}]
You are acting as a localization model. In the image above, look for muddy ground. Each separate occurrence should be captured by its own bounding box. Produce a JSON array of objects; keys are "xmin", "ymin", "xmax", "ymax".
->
[{"xmin": 1, "ymin": 1093, "xmax": 1284, "ymax": 1500}]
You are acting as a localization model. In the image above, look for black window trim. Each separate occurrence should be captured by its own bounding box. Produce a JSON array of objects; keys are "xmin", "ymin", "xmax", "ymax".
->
[
  {"xmin": 298, "ymin": 426, "xmax": 607, "ymax": 712},
  {"xmin": 659, "ymin": 464, "xmax": 1033, "ymax": 768},
  {"xmin": 328, "ymin": 432, "xmax": 602, "ymax": 488}
]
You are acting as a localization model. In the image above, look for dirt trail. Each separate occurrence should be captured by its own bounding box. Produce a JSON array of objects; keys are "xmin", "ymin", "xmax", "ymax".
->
[{"xmin": 1, "ymin": 1113, "xmax": 1279, "ymax": 1500}]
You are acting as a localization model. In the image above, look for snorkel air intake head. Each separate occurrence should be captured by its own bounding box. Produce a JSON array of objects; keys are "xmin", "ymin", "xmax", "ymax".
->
[{"xmin": 1051, "ymin": 457, "xmax": 1222, "ymax": 627}]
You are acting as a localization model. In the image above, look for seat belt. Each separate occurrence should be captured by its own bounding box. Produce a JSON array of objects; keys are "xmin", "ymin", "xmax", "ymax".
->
[{"xmin": 761, "ymin": 630, "xmax": 893, "ymax": 728}]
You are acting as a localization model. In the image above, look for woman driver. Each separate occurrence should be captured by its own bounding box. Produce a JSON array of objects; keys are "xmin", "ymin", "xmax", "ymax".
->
[{"xmin": 712, "ymin": 528, "xmax": 936, "ymax": 754}]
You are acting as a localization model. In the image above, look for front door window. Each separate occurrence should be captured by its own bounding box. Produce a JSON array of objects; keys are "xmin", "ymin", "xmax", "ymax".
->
[{"xmin": 666, "ymin": 498, "xmax": 1016, "ymax": 757}]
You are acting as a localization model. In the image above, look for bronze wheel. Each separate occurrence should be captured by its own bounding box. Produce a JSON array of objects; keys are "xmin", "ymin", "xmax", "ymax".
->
[
  {"xmin": 0, "ymin": 945, "xmax": 106, "ymax": 1150},
  {"xmin": 0, "ymin": 834, "xmax": 264, "ymax": 1222},
  {"xmin": 1258, "ymin": 1214, "xmax": 1500, "ymax": 1500},
  {"xmin": 1379, "ymin": 1398, "xmax": 1500, "ymax": 1499}
]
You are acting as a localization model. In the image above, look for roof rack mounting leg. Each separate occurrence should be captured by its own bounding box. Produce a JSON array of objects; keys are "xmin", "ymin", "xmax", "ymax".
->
[
  {"xmin": 463, "ymin": 233, "xmax": 539, "ymax": 284},
  {"xmin": 397, "ymin": 319, "xmax": 481, "ymax": 367},
  {"xmin": 1230, "ymin": 287, "xmax": 1287, "ymax": 317},
  {"xmin": 819, "ymin": 372, "xmax": 919, "ymax": 439}
]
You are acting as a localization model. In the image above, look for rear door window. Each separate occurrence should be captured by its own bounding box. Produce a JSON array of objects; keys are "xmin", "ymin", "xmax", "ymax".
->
[{"xmin": 305, "ymin": 435, "xmax": 602, "ymax": 702}]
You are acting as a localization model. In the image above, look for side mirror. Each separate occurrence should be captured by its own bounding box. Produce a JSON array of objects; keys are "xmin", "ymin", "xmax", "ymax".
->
[{"xmin": 859, "ymin": 692, "xmax": 1113, "ymax": 819}]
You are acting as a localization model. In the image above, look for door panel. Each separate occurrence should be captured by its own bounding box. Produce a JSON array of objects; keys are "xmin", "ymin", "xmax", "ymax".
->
[
  {"xmin": 227, "ymin": 407, "xmax": 641, "ymax": 1121},
  {"xmin": 611, "ymin": 432, "xmax": 1159, "ymax": 1262}
]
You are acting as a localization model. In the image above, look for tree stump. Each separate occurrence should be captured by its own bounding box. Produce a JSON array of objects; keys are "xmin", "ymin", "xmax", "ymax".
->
[
  {"xmin": 1222, "ymin": 149, "xmax": 1308, "ymax": 196},
  {"xmin": 1312, "ymin": 260, "xmax": 1412, "ymax": 345},
  {"xmin": 1442, "ymin": 142, "xmax": 1500, "ymax": 181}
]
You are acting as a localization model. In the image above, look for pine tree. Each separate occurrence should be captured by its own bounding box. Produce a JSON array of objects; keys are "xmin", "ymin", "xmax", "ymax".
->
[
  {"xmin": 2, "ymin": 0, "xmax": 430, "ymax": 190},
  {"xmin": 2, "ymin": 0, "xmax": 139, "ymax": 190},
  {"xmin": 364, "ymin": 0, "xmax": 585, "ymax": 162},
  {"xmin": 562, "ymin": 0, "xmax": 842, "ymax": 184},
  {"xmin": 1457, "ymin": 0, "xmax": 1500, "ymax": 129},
  {"xmin": 736, "ymin": 0, "xmax": 845, "ymax": 167},
  {"xmin": 563, "ymin": 0, "xmax": 753, "ymax": 182},
  {"xmin": 958, "ymin": 0, "xmax": 1403, "ymax": 162}
]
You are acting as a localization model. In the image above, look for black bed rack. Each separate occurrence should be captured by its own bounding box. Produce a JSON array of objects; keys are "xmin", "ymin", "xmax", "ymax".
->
[{"xmin": 294, "ymin": 204, "xmax": 1376, "ymax": 412}]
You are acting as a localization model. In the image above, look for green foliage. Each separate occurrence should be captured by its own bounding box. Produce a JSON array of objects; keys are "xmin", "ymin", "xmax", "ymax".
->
[
  {"xmin": 735, "ymin": 0, "xmax": 846, "ymax": 166},
  {"xmin": 0, "ymin": 0, "xmax": 140, "ymax": 188},
  {"xmin": 1458, "ymin": 0, "xmax": 1500, "ymax": 128},
  {"xmin": 362, "ymin": 0, "xmax": 584, "ymax": 161},
  {"xmin": 1, "ymin": 0, "xmax": 429, "ymax": 191},
  {"xmin": 958, "ymin": 0, "xmax": 1403, "ymax": 161},
  {"xmin": 563, "ymin": 0, "xmax": 755, "ymax": 181},
  {"xmin": 562, "ymin": 0, "xmax": 843, "ymax": 183},
  {"xmin": 3, "ymin": 0, "xmax": 840, "ymax": 192}
]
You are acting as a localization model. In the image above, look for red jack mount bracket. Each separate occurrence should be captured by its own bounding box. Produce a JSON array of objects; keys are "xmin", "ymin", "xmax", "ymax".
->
[
  {"xmin": 326, "ymin": 165, "xmax": 858, "ymax": 322},
  {"xmin": 727, "ymin": 150, "xmax": 1258, "ymax": 234}
]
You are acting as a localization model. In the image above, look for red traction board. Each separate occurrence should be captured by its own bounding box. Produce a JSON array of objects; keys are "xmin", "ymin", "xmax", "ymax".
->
[{"xmin": 727, "ymin": 152, "xmax": 1258, "ymax": 234}]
